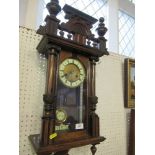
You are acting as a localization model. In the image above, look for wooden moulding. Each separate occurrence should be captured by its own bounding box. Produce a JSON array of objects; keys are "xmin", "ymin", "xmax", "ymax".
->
[
  {"xmin": 36, "ymin": 35, "xmax": 108, "ymax": 59},
  {"xmin": 29, "ymin": 134, "xmax": 105, "ymax": 155}
]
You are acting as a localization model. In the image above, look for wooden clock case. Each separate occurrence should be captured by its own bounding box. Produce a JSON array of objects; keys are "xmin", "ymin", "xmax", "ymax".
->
[{"xmin": 29, "ymin": 0, "xmax": 109, "ymax": 155}]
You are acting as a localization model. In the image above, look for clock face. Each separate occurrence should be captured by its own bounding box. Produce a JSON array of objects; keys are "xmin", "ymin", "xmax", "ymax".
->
[
  {"xmin": 56, "ymin": 109, "xmax": 67, "ymax": 123},
  {"xmin": 59, "ymin": 58, "xmax": 85, "ymax": 88}
]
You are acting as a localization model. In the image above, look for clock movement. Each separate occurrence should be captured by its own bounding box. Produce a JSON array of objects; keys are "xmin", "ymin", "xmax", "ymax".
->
[{"xmin": 29, "ymin": 0, "xmax": 109, "ymax": 155}]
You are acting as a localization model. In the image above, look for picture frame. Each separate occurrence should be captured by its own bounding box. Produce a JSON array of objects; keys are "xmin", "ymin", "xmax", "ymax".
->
[{"xmin": 124, "ymin": 58, "xmax": 135, "ymax": 108}]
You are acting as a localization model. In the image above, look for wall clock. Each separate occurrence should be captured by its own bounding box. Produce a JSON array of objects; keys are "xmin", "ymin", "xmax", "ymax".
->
[{"xmin": 29, "ymin": 0, "xmax": 109, "ymax": 155}]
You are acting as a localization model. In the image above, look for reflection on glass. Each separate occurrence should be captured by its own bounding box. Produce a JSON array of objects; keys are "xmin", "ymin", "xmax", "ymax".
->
[{"xmin": 55, "ymin": 80, "xmax": 85, "ymax": 132}]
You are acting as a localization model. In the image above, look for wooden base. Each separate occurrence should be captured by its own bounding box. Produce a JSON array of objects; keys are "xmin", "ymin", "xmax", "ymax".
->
[
  {"xmin": 29, "ymin": 134, "xmax": 105, "ymax": 155},
  {"xmin": 54, "ymin": 150, "xmax": 69, "ymax": 155}
]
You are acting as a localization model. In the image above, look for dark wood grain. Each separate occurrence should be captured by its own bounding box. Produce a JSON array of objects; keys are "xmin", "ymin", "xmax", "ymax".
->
[
  {"xmin": 29, "ymin": 134, "xmax": 105, "ymax": 155},
  {"xmin": 54, "ymin": 150, "xmax": 69, "ymax": 155},
  {"xmin": 37, "ymin": 35, "xmax": 108, "ymax": 59}
]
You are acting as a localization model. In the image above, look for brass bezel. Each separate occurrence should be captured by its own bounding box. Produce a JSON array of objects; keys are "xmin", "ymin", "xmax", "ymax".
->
[
  {"xmin": 59, "ymin": 58, "xmax": 85, "ymax": 88},
  {"xmin": 56, "ymin": 108, "xmax": 67, "ymax": 123}
]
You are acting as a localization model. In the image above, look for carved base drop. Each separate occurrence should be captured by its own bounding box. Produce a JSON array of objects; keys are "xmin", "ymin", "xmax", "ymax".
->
[{"xmin": 90, "ymin": 144, "xmax": 97, "ymax": 155}]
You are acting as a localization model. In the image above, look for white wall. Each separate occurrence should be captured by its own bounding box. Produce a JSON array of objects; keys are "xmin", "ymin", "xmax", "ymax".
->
[
  {"xmin": 19, "ymin": 27, "xmax": 131, "ymax": 155},
  {"xmin": 19, "ymin": 0, "xmax": 44, "ymax": 30}
]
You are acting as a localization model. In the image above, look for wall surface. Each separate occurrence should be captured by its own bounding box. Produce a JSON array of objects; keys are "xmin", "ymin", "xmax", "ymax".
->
[{"xmin": 19, "ymin": 27, "xmax": 130, "ymax": 155}]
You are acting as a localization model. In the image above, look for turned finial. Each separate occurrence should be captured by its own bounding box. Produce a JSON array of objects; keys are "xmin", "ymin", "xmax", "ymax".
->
[
  {"xmin": 96, "ymin": 17, "xmax": 107, "ymax": 37},
  {"xmin": 46, "ymin": 0, "xmax": 61, "ymax": 17}
]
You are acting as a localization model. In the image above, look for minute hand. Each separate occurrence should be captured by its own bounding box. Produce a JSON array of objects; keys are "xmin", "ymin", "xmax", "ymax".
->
[{"xmin": 61, "ymin": 71, "xmax": 74, "ymax": 78}]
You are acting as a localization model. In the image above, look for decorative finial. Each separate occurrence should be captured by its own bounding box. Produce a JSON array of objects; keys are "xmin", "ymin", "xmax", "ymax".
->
[
  {"xmin": 96, "ymin": 17, "xmax": 109, "ymax": 55},
  {"xmin": 99, "ymin": 17, "xmax": 104, "ymax": 23},
  {"xmin": 96, "ymin": 17, "xmax": 107, "ymax": 37},
  {"xmin": 46, "ymin": 0, "xmax": 61, "ymax": 17}
]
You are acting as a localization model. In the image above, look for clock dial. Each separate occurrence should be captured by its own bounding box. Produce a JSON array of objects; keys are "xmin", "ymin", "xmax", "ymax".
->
[
  {"xmin": 56, "ymin": 109, "xmax": 67, "ymax": 123},
  {"xmin": 59, "ymin": 58, "xmax": 85, "ymax": 88}
]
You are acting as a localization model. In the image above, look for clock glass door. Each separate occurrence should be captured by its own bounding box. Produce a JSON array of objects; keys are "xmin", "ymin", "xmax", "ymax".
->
[{"xmin": 55, "ymin": 58, "xmax": 86, "ymax": 132}]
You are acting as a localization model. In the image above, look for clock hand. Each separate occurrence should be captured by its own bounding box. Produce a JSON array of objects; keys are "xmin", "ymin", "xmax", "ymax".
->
[
  {"xmin": 61, "ymin": 73, "xmax": 68, "ymax": 78},
  {"xmin": 66, "ymin": 70, "xmax": 74, "ymax": 78},
  {"xmin": 61, "ymin": 70, "xmax": 74, "ymax": 78}
]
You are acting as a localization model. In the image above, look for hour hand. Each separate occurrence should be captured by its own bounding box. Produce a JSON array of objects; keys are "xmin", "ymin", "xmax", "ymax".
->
[
  {"xmin": 62, "ymin": 71, "xmax": 74, "ymax": 78},
  {"xmin": 61, "ymin": 73, "xmax": 68, "ymax": 78}
]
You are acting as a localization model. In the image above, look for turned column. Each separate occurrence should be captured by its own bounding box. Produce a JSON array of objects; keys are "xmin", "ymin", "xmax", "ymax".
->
[
  {"xmin": 89, "ymin": 57, "xmax": 99, "ymax": 155},
  {"xmin": 89, "ymin": 57, "xmax": 99, "ymax": 137},
  {"xmin": 40, "ymin": 45, "xmax": 60, "ymax": 146}
]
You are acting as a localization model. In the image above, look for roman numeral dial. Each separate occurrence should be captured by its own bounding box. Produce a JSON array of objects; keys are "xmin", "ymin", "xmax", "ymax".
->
[{"xmin": 59, "ymin": 58, "xmax": 86, "ymax": 88}]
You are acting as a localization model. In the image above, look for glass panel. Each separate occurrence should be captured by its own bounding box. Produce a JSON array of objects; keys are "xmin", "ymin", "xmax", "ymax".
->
[
  {"xmin": 55, "ymin": 79, "xmax": 85, "ymax": 132},
  {"xmin": 119, "ymin": 10, "xmax": 135, "ymax": 58}
]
